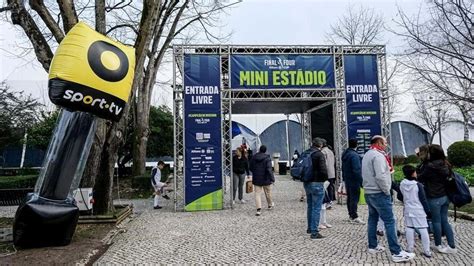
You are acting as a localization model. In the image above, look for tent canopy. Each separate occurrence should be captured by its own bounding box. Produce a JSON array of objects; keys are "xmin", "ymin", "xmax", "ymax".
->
[{"xmin": 231, "ymin": 100, "xmax": 328, "ymax": 114}]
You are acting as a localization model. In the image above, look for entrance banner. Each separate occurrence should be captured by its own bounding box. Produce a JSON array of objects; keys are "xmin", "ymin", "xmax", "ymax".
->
[
  {"xmin": 344, "ymin": 55, "xmax": 382, "ymax": 155},
  {"xmin": 230, "ymin": 55, "xmax": 335, "ymax": 89},
  {"xmin": 183, "ymin": 54, "xmax": 223, "ymax": 211}
]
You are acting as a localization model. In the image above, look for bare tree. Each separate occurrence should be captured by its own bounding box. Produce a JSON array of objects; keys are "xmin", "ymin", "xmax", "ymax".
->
[
  {"xmin": 414, "ymin": 93, "xmax": 452, "ymax": 144},
  {"xmin": 326, "ymin": 4, "xmax": 406, "ymax": 121},
  {"xmin": 1, "ymin": 0, "xmax": 160, "ymax": 214},
  {"xmin": 129, "ymin": 0, "xmax": 239, "ymax": 176},
  {"xmin": 326, "ymin": 5, "xmax": 384, "ymax": 45},
  {"xmin": 1, "ymin": 0, "xmax": 239, "ymax": 213},
  {"xmin": 393, "ymin": 0, "xmax": 473, "ymax": 105}
]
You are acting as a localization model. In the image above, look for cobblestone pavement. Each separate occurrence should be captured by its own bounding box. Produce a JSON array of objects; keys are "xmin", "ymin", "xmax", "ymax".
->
[{"xmin": 96, "ymin": 175, "xmax": 474, "ymax": 265}]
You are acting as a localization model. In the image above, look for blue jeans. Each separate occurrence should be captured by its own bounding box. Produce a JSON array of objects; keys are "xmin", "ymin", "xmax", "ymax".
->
[
  {"xmin": 304, "ymin": 182, "xmax": 324, "ymax": 234},
  {"xmin": 428, "ymin": 195, "xmax": 455, "ymax": 248},
  {"xmin": 365, "ymin": 192, "xmax": 401, "ymax": 254}
]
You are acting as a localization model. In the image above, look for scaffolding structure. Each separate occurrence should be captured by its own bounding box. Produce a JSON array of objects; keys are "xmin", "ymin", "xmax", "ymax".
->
[{"xmin": 173, "ymin": 45, "xmax": 389, "ymax": 212}]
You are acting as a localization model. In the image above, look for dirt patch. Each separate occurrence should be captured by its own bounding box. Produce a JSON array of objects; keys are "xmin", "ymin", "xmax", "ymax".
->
[{"xmin": 0, "ymin": 223, "xmax": 115, "ymax": 265}]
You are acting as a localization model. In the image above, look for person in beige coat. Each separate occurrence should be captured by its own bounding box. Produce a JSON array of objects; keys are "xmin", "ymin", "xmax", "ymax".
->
[{"xmin": 321, "ymin": 139, "xmax": 336, "ymax": 207}]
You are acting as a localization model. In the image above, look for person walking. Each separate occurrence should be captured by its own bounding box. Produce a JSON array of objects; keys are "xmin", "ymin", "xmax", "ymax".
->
[
  {"xmin": 362, "ymin": 135, "xmax": 415, "ymax": 263},
  {"xmin": 417, "ymin": 144, "xmax": 457, "ymax": 254},
  {"xmin": 249, "ymin": 145, "xmax": 275, "ymax": 216},
  {"xmin": 232, "ymin": 147, "xmax": 250, "ymax": 204},
  {"xmin": 321, "ymin": 139, "xmax": 336, "ymax": 207},
  {"xmin": 342, "ymin": 139, "xmax": 365, "ymax": 224},
  {"xmin": 304, "ymin": 137, "xmax": 328, "ymax": 239},
  {"xmin": 399, "ymin": 165, "xmax": 432, "ymax": 258}
]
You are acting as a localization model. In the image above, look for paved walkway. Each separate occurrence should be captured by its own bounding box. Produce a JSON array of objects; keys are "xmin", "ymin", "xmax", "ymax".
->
[{"xmin": 96, "ymin": 175, "xmax": 474, "ymax": 264}]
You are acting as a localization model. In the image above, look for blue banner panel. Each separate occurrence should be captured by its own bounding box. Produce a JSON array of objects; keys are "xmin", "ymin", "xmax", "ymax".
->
[
  {"xmin": 184, "ymin": 54, "xmax": 222, "ymax": 210},
  {"xmin": 230, "ymin": 55, "xmax": 335, "ymax": 89},
  {"xmin": 344, "ymin": 55, "xmax": 382, "ymax": 155}
]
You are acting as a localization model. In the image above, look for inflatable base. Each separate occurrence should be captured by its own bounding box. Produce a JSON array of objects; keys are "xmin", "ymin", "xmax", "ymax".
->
[{"xmin": 13, "ymin": 193, "xmax": 79, "ymax": 248}]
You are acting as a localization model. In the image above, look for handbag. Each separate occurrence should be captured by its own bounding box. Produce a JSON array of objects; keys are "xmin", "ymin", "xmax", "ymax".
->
[{"xmin": 246, "ymin": 180, "xmax": 253, "ymax": 193}]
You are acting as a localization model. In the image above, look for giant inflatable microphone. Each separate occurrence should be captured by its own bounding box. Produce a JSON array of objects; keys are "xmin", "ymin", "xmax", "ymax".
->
[{"xmin": 13, "ymin": 22, "xmax": 135, "ymax": 248}]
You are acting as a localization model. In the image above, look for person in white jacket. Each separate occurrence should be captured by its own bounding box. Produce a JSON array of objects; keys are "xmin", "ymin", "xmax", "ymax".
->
[{"xmin": 399, "ymin": 165, "xmax": 432, "ymax": 258}]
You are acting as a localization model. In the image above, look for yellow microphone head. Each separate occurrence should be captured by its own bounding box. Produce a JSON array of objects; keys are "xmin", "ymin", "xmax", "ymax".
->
[{"xmin": 48, "ymin": 22, "xmax": 135, "ymax": 121}]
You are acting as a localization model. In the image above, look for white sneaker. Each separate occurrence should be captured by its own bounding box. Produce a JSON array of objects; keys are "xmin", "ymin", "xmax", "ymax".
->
[
  {"xmin": 351, "ymin": 218, "xmax": 366, "ymax": 224},
  {"xmin": 256, "ymin": 210, "xmax": 261, "ymax": 216},
  {"xmin": 232, "ymin": 200, "xmax": 235, "ymax": 205},
  {"xmin": 319, "ymin": 224, "xmax": 327, "ymax": 230},
  {"xmin": 436, "ymin": 245, "xmax": 449, "ymax": 253},
  {"xmin": 368, "ymin": 245, "xmax": 385, "ymax": 254},
  {"xmin": 323, "ymin": 223, "xmax": 332, "ymax": 228},
  {"xmin": 444, "ymin": 246, "xmax": 457, "ymax": 254},
  {"xmin": 240, "ymin": 199, "xmax": 246, "ymax": 204},
  {"xmin": 268, "ymin": 202, "xmax": 275, "ymax": 209},
  {"xmin": 392, "ymin": 250, "xmax": 415, "ymax": 263}
]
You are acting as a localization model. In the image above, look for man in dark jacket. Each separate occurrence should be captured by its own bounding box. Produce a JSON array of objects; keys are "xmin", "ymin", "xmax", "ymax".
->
[
  {"xmin": 304, "ymin": 137, "xmax": 328, "ymax": 239},
  {"xmin": 342, "ymin": 139, "xmax": 365, "ymax": 224},
  {"xmin": 249, "ymin": 145, "xmax": 275, "ymax": 216}
]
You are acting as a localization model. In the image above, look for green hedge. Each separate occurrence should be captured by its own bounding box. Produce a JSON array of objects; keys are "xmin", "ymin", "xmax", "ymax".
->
[
  {"xmin": 448, "ymin": 141, "xmax": 474, "ymax": 167},
  {"xmin": 0, "ymin": 175, "xmax": 38, "ymax": 189}
]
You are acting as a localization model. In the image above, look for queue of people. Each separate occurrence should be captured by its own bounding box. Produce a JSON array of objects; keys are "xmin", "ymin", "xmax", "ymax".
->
[{"xmin": 150, "ymin": 134, "xmax": 459, "ymax": 263}]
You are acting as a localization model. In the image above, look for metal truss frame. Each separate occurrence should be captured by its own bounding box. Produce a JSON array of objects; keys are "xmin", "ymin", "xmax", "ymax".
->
[{"xmin": 173, "ymin": 45, "xmax": 388, "ymax": 211}]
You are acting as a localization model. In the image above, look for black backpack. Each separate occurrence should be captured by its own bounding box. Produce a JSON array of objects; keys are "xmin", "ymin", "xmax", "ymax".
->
[
  {"xmin": 446, "ymin": 172, "xmax": 472, "ymax": 208},
  {"xmin": 290, "ymin": 149, "xmax": 316, "ymax": 182}
]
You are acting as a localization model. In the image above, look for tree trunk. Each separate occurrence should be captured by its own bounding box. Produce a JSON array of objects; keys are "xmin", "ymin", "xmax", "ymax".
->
[
  {"xmin": 81, "ymin": 120, "xmax": 107, "ymax": 187},
  {"xmin": 132, "ymin": 84, "xmax": 151, "ymax": 176},
  {"xmin": 457, "ymin": 105, "xmax": 471, "ymax": 141},
  {"xmin": 429, "ymin": 132, "xmax": 435, "ymax": 144},
  {"xmin": 132, "ymin": 123, "xmax": 149, "ymax": 176},
  {"xmin": 95, "ymin": 0, "xmax": 106, "ymax": 33},
  {"xmin": 93, "ymin": 122, "xmax": 121, "ymax": 214}
]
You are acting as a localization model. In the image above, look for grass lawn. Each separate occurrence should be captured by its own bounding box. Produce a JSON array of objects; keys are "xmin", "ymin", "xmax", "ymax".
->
[
  {"xmin": 393, "ymin": 165, "xmax": 474, "ymax": 185},
  {"xmin": 450, "ymin": 201, "xmax": 474, "ymax": 215}
]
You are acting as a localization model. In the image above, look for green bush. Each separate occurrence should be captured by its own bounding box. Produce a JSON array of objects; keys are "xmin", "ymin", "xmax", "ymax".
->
[
  {"xmin": 455, "ymin": 167, "xmax": 474, "ymax": 186},
  {"xmin": 131, "ymin": 175, "xmax": 152, "ymax": 190},
  {"xmin": 448, "ymin": 141, "xmax": 474, "ymax": 167},
  {"xmin": 0, "ymin": 175, "xmax": 38, "ymax": 189},
  {"xmin": 393, "ymin": 156, "xmax": 406, "ymax": 166},
  {"xmin": 404, "ymin": 154, "xmax": 419, "ymax": 164}
]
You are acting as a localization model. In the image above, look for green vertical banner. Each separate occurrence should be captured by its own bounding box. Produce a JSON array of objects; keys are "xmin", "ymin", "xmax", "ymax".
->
[{"xmin": 183, "ymin": 54, "xmax": 223, "ymax": 211}]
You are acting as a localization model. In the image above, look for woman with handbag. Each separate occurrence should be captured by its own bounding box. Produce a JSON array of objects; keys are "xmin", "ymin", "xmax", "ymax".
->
[
  {"xmin": 232, "ymin": 147, "xmax": 250, "ymax": 204},
  {"xmin": 417, "ymin": 144, "xmax": 457, "ymax": 254}
]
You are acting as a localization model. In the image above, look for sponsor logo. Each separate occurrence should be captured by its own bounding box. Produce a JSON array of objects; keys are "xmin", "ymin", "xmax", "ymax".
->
[
  {"xmin": 63, "ymin": 89, "xmax": 123, "ymax": 115},
  {"xmin": 264, "ymin": 57, "xmax": 295, "ymax": 70}
]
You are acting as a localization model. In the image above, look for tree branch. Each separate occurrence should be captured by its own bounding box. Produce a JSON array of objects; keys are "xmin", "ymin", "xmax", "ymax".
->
[
  {"xmin": 29, "ymin": 0, "xmax": 65, "ymax": 43},
  {"xmin": 6, "ymin": 0, "xmax": 53, "ymax": 72},
  {"xmin": 95, "ymin": 0, "xmax": 106, "ymax": 34},
  {"xmin": 56, "ymin": 0, "xmax": 78, "ymax": 33}
]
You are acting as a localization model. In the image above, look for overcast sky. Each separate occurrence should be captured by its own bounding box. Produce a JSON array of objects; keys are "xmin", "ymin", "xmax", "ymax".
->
[{"xmin": 0, "ymin": 0, "xmax": 423, "ymax": 117}]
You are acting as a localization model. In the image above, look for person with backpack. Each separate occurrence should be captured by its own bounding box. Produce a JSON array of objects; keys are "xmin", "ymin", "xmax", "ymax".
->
[
  {"xmin": 399, "ymin": 165, "xmax": 432, "ymax": 258},
  {"xmin": 362, "ymin": 135, "xmax": 415, "ymax": 263},
  {"xmin": 249, "ymin": 145, "xmax": 275, "ymax": 216},
  {"xmin": 417, "ymin": 144, "xmax": 457, "ymax": 254},
  {"xmin": 342, "ymin": 139, "xmax": 364, "ymax": 224},
  {"xmin": 303, "ymin": 137, "xmax": 328, "ymax": 239},
  {"xmin": 292, "ymin": 150, "xmax": 307, "ymax": 203}
]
